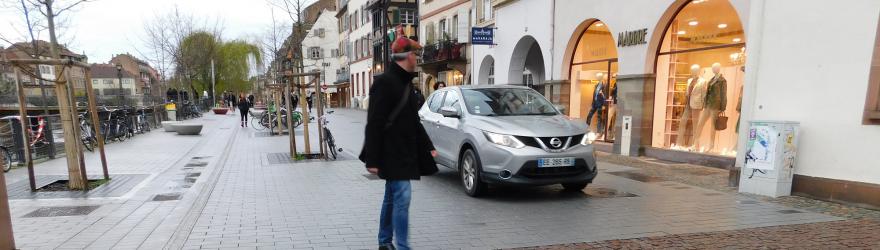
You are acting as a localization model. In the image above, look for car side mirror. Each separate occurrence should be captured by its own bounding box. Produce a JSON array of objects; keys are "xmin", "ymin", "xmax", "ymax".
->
[
  {"xmin": 439, "ymin": 106, "xmax": 460, "ymax": 118},
  {"xmin": 554, "ymin": 104, "xmax": 566, "ymax": 114}
]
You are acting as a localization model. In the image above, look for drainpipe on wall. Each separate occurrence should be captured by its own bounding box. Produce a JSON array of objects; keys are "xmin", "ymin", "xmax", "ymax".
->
[{"xmin": 550, "ymin": 0, "xmax": 555, "ymax": 83}]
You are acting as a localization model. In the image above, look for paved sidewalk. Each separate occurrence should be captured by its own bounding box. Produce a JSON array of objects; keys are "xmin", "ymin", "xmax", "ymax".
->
[
  {"xmin": 177, "ymin": 115, "xmax": 839, "ymax": 249},
  {"xmin": 8, "ymin": 113, "xmax": 241, "ymax": 249}
]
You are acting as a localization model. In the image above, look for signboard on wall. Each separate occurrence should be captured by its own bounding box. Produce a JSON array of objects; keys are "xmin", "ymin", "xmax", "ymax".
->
[
  {"xmin": 617, "ymin": 28, "xmax": 648, "ymax": 47},
  {"xmin": 471, "ymin": 27, "xmax": 494, "ymax": 45}
]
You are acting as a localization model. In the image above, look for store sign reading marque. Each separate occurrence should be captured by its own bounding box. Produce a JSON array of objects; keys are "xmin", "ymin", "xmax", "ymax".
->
[{"xmin": 617, "ymin": 28, "xmax": 648, "ymax": 47}]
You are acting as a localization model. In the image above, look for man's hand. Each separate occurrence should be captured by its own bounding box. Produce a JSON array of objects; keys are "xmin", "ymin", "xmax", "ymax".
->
[
  {"xmin": 431, "ymin": 150, "xmax": 438, "ymax": 157},
  {"xmin": 367, "ymin": 168, "xmax": 379, "ymax": 175}
]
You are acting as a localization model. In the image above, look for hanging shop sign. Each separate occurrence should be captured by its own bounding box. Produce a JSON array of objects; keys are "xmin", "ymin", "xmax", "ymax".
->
[
  {"xmin": 471, "ymin": 27, "xmax": 494, "ymax": 45},
  {"xmin": 617, "ymin": 28, "xmax": 648, "ymax": 47}
]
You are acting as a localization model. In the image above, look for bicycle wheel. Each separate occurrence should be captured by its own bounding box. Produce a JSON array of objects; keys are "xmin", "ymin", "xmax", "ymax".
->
[
  {"xmin": 252, "ymin": 114, "xmax": 266, "ymax": 130},
  {"xmin": 2, "ymin": 147, "xmax": 11, "ymax": 172},
  {"xmin": 324, "ymin": 128, "xmax": 337, "ymax": 160}
]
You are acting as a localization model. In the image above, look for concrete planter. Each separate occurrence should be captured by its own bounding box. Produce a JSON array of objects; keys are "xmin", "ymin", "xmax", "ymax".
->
[
  {"xmin": 212, "ymin": 108, "xmax": 229, "ymax": 115},
  {"xmin": 162, "ymin": 121, "xmax": 180, "ymax": 132},
  {"xmin": 173, "ymin": 124, "xmax": 203, "ymax": 135}
]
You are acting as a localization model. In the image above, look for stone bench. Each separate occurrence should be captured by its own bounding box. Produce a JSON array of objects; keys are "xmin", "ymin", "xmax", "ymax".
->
[
  {"xmin": 173, "ymin": 124, "xmax": 203, "ymax": 135},
  {"xmin": 162, "ymin": 121, "xmax": 180, "ymax": 132}
]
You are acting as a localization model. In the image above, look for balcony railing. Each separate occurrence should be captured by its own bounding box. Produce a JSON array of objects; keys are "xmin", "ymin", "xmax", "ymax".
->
[{"xmin": 420, "ymin": 40, "xmax": 466, "ymax": 65}]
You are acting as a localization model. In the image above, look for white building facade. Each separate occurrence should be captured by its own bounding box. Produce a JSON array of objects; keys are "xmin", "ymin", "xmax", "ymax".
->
[
  {"xmin": 472, "ymin": 0, "xmax": 880, "ymax": 208},
  {"xmin": 302, "ymin": 10, "xmax": 341, "ymax": 92},
  {"xmin": 418, "ymin": 0, "xmax": 472, "ymax": 96},
  {"xmin": 342, "ymin": 0, "xmax": 374, "ymax": 109}
]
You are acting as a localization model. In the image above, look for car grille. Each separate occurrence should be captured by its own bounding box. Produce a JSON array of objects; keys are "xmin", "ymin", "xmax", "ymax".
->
[
  {"xmin": 517, "ymin": 159, "xmax": 591, "ymax": 179},
  {"xmin": 515, "ymin": 134, "xmax": 585, "ymax": 151}
]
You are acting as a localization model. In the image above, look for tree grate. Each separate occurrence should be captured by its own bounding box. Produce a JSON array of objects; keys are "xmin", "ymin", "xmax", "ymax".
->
[
  {"xmin": 152, "ymin": 193, "xmax": 182, "ymax": 201},
  {"xmin": 23, "ymin": 205, "xmax": 100, "ymax": 218}
]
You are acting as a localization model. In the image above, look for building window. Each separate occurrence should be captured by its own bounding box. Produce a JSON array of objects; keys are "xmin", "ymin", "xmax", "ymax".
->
[
  {"xmin": 478, "ymin": 0, "xmax": 494, "ymax": 23},
  {"xmin": 488, "ymin": 62, "xmax": 495, "ymax": 85},
  {"xmin": 309, "ymin": 47, "xmax": 322, "ymax": 59},
  {"xmin": 39, "ymin": 65, "xmax": 53, "ymax": 75},
  {"xmin": 652, "ymin": 0, "xmax": 745, "ymax": 156},
  {"xmin": 439, "ymin": 19, "xmax": 447, "ymax": 40},
  {"xmin": 400, "ymin": 9, "xmax": 416, "ymax": 25},
  {"xmin": 451, "ymin": 15, "xmax": 458, "ymax": 40},
  {"xmin": 866, "ymin": 14, "xmax": 880, "ymax": 124}
]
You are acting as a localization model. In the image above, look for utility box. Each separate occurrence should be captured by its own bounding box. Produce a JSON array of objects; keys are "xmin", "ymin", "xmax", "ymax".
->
[
  {"xmin": 620, "ymin": 116, "xmax": 632, "ymax": 156},
  {"xmin": 165, "ymin": 103, "xmax": 177, "ymax": 121},
  {"xmin": 739, "ymin": 120, "xmax": 800, "ymax": 197}
]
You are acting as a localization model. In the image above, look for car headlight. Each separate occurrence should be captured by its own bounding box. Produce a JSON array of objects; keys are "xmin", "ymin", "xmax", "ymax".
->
[
  {"xmin": 483, "ymin": 131, "xmax": 525, "ymax": 148},
  {"xmin": 580, "ymin": 132, "xmax": 598, "ymax": 145}
]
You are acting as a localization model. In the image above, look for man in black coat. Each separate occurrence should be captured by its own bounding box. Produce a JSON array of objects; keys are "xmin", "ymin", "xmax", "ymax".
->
[{"xmin": 362, "ymin": 37, "xmax": 436, "ymax": 250}]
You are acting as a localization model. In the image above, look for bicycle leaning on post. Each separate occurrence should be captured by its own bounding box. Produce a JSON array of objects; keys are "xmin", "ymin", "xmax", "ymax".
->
[{"xmin": 320, "ymin": 110, "xmax": 342, "ymax": 160}]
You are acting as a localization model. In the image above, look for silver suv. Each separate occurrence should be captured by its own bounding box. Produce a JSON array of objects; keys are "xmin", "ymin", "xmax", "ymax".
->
[{"xmin": 420, "ymin": 85, "xmax": 598, "ymax": 196}]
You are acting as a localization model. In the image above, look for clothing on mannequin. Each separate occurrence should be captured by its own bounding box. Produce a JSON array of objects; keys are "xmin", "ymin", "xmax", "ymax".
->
[
  {"xmin": 693, "ymin": 63, "xmax": 728, "ymax": 152},
  {"xmin": 676, "ymin": 65, "xmax": 703, "ymax": 147},
  {"xmin": 586, "ymin": 80, "xmax": 606, "ymax": 132}
]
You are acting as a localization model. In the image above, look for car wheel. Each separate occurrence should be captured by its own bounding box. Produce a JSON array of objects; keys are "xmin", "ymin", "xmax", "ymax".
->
[
  {"xmin": 460, "ymin": 148, "xmax": 488, "ymax": 197},
  {"xmin": 562, "ymin": 182, "xmax": 589, "ymax": 192}
]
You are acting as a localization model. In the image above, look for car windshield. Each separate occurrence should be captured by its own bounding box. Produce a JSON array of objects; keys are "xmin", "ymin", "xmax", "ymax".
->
[{"xmin": 461, "ymin": 88, "xmax": 559, "ymax": 116}]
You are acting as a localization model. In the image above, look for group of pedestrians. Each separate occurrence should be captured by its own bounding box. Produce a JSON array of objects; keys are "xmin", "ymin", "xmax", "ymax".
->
[{"xmin": 221, "ymin": 91, "xmax": 255, "ymax": 127}]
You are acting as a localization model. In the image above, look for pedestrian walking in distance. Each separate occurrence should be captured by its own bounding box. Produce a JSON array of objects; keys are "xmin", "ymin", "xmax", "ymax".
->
[
  {"xmin": 238, "ymin": 94, "xmax": 250, "ymax": 127},
  {"xmin": 360, "ymin": 36, "xmax": 438, "ymax": 250}
]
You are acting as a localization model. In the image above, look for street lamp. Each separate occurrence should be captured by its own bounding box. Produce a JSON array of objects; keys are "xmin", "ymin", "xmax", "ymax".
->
[{"xmin": 116, "ymin": 64, "xmax": 124, "ymax": 107}]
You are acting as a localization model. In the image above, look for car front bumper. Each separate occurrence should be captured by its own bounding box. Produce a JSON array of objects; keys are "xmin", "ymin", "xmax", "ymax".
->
[{"xmin": 477, "ymin": 142, "xmax": 598, "ymax": 186}]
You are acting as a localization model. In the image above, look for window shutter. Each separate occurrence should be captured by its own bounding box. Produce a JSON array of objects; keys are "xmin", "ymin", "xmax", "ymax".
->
[
  {"xmin": 392, "ymin": 9, "xmax": 400, "ymax": 24},
  {"xmin": 457, "ymin": 9, "xmax": 469, "ymax": 42}
]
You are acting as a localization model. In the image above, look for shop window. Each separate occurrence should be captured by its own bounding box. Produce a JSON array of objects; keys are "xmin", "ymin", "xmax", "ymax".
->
[
  {"xmin": 567, "ymin": 20, "xmax": 618, "ymax": 141},
  {"xmin": 865, "ymin": 15, "xmax": 880, "ymax": 125},
  {"xmin": 652, "ymin": 0, "xmax": 745, "ymax": 156},
  {"xmin": 488, "ymin": 62, "xmax": 495, "ymax": 85}
]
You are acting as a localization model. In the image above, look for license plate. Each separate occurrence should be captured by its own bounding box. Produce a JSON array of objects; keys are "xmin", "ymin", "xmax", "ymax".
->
[{"xmin": 538, "ymin": 157, "xmax": 575, "ymax": 168}]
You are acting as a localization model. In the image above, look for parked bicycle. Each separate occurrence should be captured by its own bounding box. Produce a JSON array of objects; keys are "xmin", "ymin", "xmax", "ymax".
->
[
  {"xmin": 79, "ymin": 113, "xmax": 96, "ymax": 152},
  {"xmin": 320, "ymin": 110, "xmax": 342, "ymax": 160}
]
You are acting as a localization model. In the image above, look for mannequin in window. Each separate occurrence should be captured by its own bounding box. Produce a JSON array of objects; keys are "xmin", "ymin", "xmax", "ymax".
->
[
  {"xmin": 676, "ymin": 64, "xmax": 706, "ymax": 148},
  {"xmin": 693, "ymin": 62, "xmax": 727, "ymax": 152},
  {"xmin": 586, "ymin": 72, "xmax": 607, "ymax": 133},
  {"xmin": 606, "ymin": 73, "xmax": 618, "ymax": 140}
]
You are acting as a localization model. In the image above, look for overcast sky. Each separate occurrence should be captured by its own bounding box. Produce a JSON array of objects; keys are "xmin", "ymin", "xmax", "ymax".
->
[{"xmin": 0, "ymin": 0, "xmax": 313, "ymax": 64}]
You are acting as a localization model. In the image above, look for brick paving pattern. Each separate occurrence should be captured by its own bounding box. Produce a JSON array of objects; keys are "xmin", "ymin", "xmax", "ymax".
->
[{"xmin": 514, "ymin": 219, "xmax": 880, "ymax": 249}]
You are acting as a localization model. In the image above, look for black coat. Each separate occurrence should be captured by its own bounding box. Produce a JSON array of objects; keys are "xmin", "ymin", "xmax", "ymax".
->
[{"xmin": 361, "ymin": 62, "xmax": 436, "ymax": 180}]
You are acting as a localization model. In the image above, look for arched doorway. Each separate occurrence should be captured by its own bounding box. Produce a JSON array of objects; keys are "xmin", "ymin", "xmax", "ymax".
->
[
  {"xmin": 567, "ymin": 20, "xmax": 618, "ymax": 141},
  {"xmin": 478, "ymin": 55, "xmax": 495, "ymax": 85},
  {"xmin": 651, "ymin": 0, "xmax": 746, "ymax": 156},
  {"xmin": 509, "ymin": 36, "xmax": 545, "ymax": 89}
]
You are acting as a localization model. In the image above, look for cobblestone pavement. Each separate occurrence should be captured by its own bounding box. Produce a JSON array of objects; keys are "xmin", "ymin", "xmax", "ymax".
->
[
  {"xmin": 177, "ymin": 108, "xmax": 839, "ymax": 249},
  {"xmin": 597, "ymin": 152, "xmax": 880, "ymax": 221},
  {"xmin": 513, "ymin": 219, "xmax": 880, "ymax": 249}
]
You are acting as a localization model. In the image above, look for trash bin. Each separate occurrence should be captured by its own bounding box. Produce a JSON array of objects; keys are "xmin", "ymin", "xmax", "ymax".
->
[
  {"xmin": 165, "ymin": 103, "xmax": 177, "ymax": 121},
  {"xmin": 738, "ymin": 120, "xmax": 800, "ymax": 197}
]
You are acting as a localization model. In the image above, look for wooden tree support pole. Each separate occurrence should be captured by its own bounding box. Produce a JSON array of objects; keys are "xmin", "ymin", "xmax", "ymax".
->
[
  {"xmin": 0, "ymin": 170, "xmax": 16, "ymax": 250},
  {"xmin": 84, "ymin": 68, "xmax": 109, "ymax": 180},
  {"xmin": 12, "ymin": 70, "xmax": 36, "ymax": 191}
]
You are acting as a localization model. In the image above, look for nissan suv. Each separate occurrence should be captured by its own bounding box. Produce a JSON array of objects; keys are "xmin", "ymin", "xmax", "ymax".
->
[{"xmin": 419, "ymin": 85, "xmax": 598, "ymax": 196}]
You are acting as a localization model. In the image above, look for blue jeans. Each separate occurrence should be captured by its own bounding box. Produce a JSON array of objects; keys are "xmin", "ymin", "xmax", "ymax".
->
[{"xmin": 378, "ymin": 180, "xmax": 411, "ymax": 249}]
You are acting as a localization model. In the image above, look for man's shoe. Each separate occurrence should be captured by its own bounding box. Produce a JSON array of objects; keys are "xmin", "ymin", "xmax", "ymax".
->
[{"xmin": 378, "ymin": 244, "xmax": 395, "ymax": 250}]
